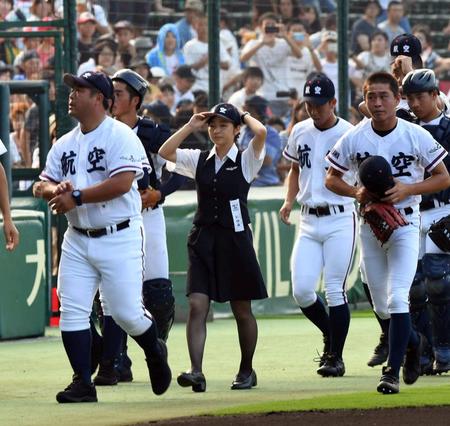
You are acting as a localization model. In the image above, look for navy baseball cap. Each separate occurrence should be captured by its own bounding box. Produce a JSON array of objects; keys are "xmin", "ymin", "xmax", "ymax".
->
[
  {"xmin": 390, "ymin": 33, "xmax": 422, "ymax": 58},
  {"xmin": 358, "ymin": 156, "xmax": 394, "ymax": 198},
  {"xmin": 208, "ymin": 103, "xmax": 241, "ymax": 126},
  {"xmin": 303, "ymin": 74, "xmax": 335, "ymax": 105},
  {"xmin": 63, "ymin": 71, "xmax": 114, "ymax": 100}
]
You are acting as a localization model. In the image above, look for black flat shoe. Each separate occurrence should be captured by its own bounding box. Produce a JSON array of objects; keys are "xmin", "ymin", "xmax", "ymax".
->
[
  {"xmin": 231, "ymin": 370, "xmax": 257, "ymax": 390},
  {"xmin": 177, "ymin": 371, "xmax": 206, "ymax": 392}
]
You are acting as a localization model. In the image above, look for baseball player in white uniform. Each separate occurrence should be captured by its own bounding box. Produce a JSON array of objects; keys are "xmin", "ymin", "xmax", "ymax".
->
[
  {"xmin": 0, "ymin": 139, "xmax": 19, "ymax": 251},
  {"xmin": 280, "ymin": 74, "xmax": 355, "ymax": 378},
  {"xmin": 325, "ymin": 71, "xmax": 450, "ymax": 394},
  {"xmin": 33, "ymin": 71, "xmax": 171, "ymax": 403}
]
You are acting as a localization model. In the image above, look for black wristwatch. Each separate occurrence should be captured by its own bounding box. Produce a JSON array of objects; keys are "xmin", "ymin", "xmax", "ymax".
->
[
  {"xmin": 241, "ymin": 112, "xmax": 250, "ymax": 124},
  {"xmin": 71, "ymin": 190, "xmax": 83, "ymax": 206}
]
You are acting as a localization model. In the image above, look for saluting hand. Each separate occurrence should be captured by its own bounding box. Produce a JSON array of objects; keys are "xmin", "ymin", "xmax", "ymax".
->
[{"xmin": 187, "ymin": 112, "xmax": 212, "ymax": 131}]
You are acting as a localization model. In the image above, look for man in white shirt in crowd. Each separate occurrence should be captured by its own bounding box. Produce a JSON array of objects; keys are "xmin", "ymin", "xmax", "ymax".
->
[
  {"xmin": 172, "ymin": 65, "xmax": 196, "ymax": 115},
  {"xmin": 240, "ymin": 12, "xmax": 301, "ymax": 118},
  {"xmin": 228, "ymin": 67, "xmax": 264, "ymax": 111}
]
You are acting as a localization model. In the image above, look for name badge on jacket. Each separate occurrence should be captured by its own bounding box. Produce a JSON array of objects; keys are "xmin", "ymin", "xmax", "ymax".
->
[{"xmin": 230, "ymin": 199, "xmax": 244, "ymax": 232}]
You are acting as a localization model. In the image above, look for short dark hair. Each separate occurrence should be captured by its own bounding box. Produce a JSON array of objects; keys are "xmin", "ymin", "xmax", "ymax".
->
[
  {"xmin": 370, "ymin": 30, "xmax": 388, "ymax": 43},
  {"xmin": 243, "ymin": 66, "xmax": 264, "ymax": 82},
  {"xmin": 412, "ymin": 24, "xmax": 432, "ymax": 45},
  {"xmin": 94, "ymin": 40, "xmax": 117, "ymax": 63},
  {"xmin": 363, "ymin": 72, "xmax": 399, "ymax": 98},
  {"xmin": 259, "ymin": 12, "xmax": 279, "ymax": 26},
  {"xmin": 387, "ymin": 0, "xmax": 402, "ymax": 10},
  {"xmin": 159, "ymin": 83, "xmax": 175, "ymax": 93}
]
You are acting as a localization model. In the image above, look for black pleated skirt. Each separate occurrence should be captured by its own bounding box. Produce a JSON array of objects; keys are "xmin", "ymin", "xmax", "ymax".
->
[{"xmin": 186, "ymin": 224, "xmax": 268, "ymax": 302}]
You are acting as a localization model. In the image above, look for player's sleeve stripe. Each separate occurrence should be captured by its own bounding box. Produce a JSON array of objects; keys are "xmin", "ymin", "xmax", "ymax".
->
[
  {"xmin": 425, "ymin": 150, "xmax": 447, "ymax": 172},
  {"xmin": 109, "ymin": 165, "xmax": 142, "ymax": 175},
  {"xmin": 283, "ymin": 150, "xmax": 298, "ymax": 162},
  {"xmin": 39, "ymin": 173, "xmax": 59, "ymax": 183},
  {"xmin": 326, "ymin": 155, "xmax": 349, "ymax": 172}
]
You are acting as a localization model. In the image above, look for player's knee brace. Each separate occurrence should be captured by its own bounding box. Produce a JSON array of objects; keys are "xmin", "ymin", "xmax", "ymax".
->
[
  {"xmin": 422, "ymin": 254, "xmax": 450, "ymax": 349},
  {"xmin": 142, "ymin": 278, "xmax": 175, "ymax": 342}
]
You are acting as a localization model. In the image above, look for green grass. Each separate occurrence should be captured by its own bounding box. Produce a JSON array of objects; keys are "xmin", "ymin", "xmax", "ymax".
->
[{"xmin": 0, "ymin": 317, "xmax": 448, "ymax": 426}]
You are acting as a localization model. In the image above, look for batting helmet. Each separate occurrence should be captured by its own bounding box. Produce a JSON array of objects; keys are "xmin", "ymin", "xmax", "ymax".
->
[
  {"xmin": 358, "ymin": 156, "xmax": 395, "ymax": 199},
  {"xmin": 402, "ymin": 69, "xmax": 438, "ymax": 95},
  {"xmin": 112, "ymin": 68, "xmax": 148, "ymax": 100}
]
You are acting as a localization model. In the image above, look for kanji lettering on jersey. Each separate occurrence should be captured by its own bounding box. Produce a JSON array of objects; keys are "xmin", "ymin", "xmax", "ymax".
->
[
  {"xmin": 87, "ymin": 147, "xmax": 106, "ymax": 172},
  {"xmin": 61, "ymin": 150, "xmax": 77, "ymax": 176},
  {"xmin": 297, "ymin": 144, "xmax": 312, "ymax": 168},
  {"xmin": 391, "ymin": 152, "xmax": 415, "ymax": 177}
]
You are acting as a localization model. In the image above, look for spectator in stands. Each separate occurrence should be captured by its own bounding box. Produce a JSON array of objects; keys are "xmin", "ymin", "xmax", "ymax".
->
[
  {"xmin": 183, "ymin": 14, "xmax": 231, "ymax": 93},
  {"xmin": 133, "ymin": 36, "xmax": 153, "ymax": 61},
  {"xmin": 15, "ymin": 49, "xmax": 41, "ymax": 80},
  {"xmin": 377, "ymin": 1, "xmax": 406, "ymax": 44},
  {"xmin": 146, "ymin": 23, "xmax": 185, "ymax": 77},
  {"xmin": 309, "ymin": 12, "xmax": 335, "ymax": 49},
  {"xmin": 158, "ymin": 82, "xmax": 175, "ymax": 113},
  {"xmin": 143, "ymin": 100, "xmax": 172, "ymax": 127},
  {"xmin": 228, "ymin": 66, "xmax": 264, "ymax": 111},
  {"xmin": 350, "ymin": 0, "xmax": 382, "ymax": 55},
  {"xmin": 9, "ymin": 101, "xmax": 28, "ymax": 167},
  {"xmin": 299, "ymin": 4, "xmax": 321, "ymax": 35},
  {"xmin": 12, "ymin": 27, "xmax": 39, "ymax": 70},
  {"xmin": 413, "ymin": 24, "xmax": 450, "ymax": 75},
  {"xmin": 193, "ymin": 91, "xmax": 208, "ymax": 114},
  {"xmin": 0, "ymin": 0, "xmax": 13, "ymax": 20},
  {"xmin": 286, "ymin": 21, "xmax": 321, "ymax": 97},
  {"xmin": 172, "ymin": 65, "xmax": 196, "ymax": 115},
  {"xmin": 28, "ymin": 0, "xmax": 54, "ymax": 21},
  {"xmin": 35, "ymin": 17, "xmax": 55, "ymax": 69},
  {"xmin": 275, "ymin": 0, "xmax": 300, "ymax": 24},
  {"xmin": 77, "ymin": 11, "xmax": 97, "ymax": 65},
  {"xmin": 353, "ymin": 30, "xmax": 390, "ymax": 81},
  {"xmin": 251, "ymin": 0, "xmax": 276, "ymax": 29},
  {"xmin": 376, "ymin": 0, "xmax": 411, "ymax": 33},
  {"xmin": 220, "ymin": 9, "xmax": 241, "ymax": 99},
  {"xmin": 176, "ymin": 0, "xmax": 204, "ymax": 49},
  {"xmin": 0, "ymin": 64, "xmax": 13, "ymax": 80},
  {"xmin": 114, "ymin": 20, "xmax": 136, "ymax": 67},
  {"xmin": 78, "ymin": 38, "xmax": 118, "ymax": 75},
  {"xmin": 240, "ymin": 95, "xmax": 282, "ymax": 187},
  {"xmin": 241, "ymin": 12, "xmax": 301, "ymax": 118}
]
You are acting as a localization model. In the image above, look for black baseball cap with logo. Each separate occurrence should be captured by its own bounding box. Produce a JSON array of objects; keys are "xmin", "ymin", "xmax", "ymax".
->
[
  {"xmin": 358, "ymin": 155, "xmax": 395, "ymax": 198},
  {"xmin": 208, "ymin": 103, "xmax": 241, "ymax": 126},
  {"xmin": 390, "ymin": 33, "xmax": 422, "ymax": 58},
  {"xmin": 303, "ymin": 73, "xmax": 335, "ymax": 105},
  {"xmin": 63, "ymin": 71, "xmax": 114, "ymax": 100}
]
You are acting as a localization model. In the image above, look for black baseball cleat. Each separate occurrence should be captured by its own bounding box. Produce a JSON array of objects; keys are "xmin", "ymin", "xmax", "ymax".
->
[
  {"xmin": 56, "ymin": 377, "xmax": 97, "ymax": 403},
  {"xmin": 94, "ymin": 359, "xmax": 118, "ymax": 386},
  {"xmin": 115, "ymin": 351, "xmax": 133, "ymax": 382},
  {"xmin": 177, "ymin": 370, "xmax": 206, "ymax": 392},
  {"xmin": 377, "ymin": 366, "xmax": 399, "ymax": 394},
  {"xmin": 146, "ymin": 338, "xmax": 172, "ymax": 395},
  {"xmin": 231, "ymin": 370, "xmax": 257, "ymax": 390},
  {"xmin": 402, "ymin": 334, "xmax": 424, "ymax": 385},
  {"xmin": 317, "ymin": 353, "xmax": 345, "ymax": 377},
  {"xmin": 367, "ymin": 333, "xmax": 389, "ymax": 367}
]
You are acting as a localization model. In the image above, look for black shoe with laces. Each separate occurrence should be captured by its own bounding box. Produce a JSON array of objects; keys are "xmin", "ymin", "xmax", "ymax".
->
[
  {"xmin": 377, "ymin": 366, "xmax": 399, "ymax": 394},
  {"xmin": 367, "ymin": 333, "xmax": 389, "ymax": 367},
  {"xmin": 93, "ymin": 359, "xmax": 119, "ymax": 386},
  {"xmin": 56, "ymin": 377, "xmax": 97, "ymax": 403},
  {"xmin": 316, "ymin": 353, "xmax": 345, "ymax": 377},
  {"xmin": 403, "ymin": 333, "xmax": 424, "ymax": 385}
]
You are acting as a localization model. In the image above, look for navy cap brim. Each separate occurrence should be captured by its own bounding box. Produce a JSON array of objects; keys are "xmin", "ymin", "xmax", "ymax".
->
[
  {"xmin": 303, "ymin": 96, "xmax": 332, "ymax": 105},
  {"xmin": 207, "ymin": 113, "xmax": 236, "ymax": 123},
  {"xmin": 63, "ymin": 73, "xmax": 94, "ymax": 90}
]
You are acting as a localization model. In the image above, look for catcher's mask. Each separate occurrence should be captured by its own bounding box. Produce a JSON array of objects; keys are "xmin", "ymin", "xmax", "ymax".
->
[{"xmin": 358, "ymin": 155, "xmax": 395, "ymax": 199}]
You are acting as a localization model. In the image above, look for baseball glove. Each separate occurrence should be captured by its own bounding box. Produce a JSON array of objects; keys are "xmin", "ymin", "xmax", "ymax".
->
[
  {"xmin": 428, "ymin": 215, "xmax": 450, "ymax": 252},
  {"xmin": 361, "ymin": 203, "xmax": 408, "ymax": 244}
]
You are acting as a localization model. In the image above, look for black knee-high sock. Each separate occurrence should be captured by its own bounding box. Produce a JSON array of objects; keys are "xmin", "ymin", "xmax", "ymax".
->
[
  {"xmin": 388, "ymin": 313, "xmax": 413, "ymax": 377},
  {"xmin": 130, "ymin": 323, "xmax": 161, "ymax": 359},
  {"xmin": 329, "ymin": 303, "xmax": 350, "ymax": 358},
  {"xmin": 61, "ymin": 329, "xmax": 92, "ymax": 385},
  {"xmin": 102, "ymin": 316, "xmax": 126, "ymax": 361},
  {"xmin": 301, "ymin": 296, "xmax": 330, "ymax": 342},
  {"xmin": 363, "ymin": 282, "xmax": 390, "ymax": 337}
]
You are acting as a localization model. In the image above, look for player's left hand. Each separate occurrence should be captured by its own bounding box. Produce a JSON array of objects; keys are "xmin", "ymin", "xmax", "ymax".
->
[
  {"xmin": 3, "ymin": 218, "xmax": 19, "ymax": 251},
  {"xmin": 49, "ymin": 192, "xmax": 76, "ymax": 214},
  {"xmin": 279, "ymin": 200, "xmax": 293, "ymax": 225},
  {"xmin": 381, "ymin": 180, "xmax": 411, "ymax": 204},
  {"xmin": 140, "ymin": 188, "xmax": 162, "ymax": 209}
]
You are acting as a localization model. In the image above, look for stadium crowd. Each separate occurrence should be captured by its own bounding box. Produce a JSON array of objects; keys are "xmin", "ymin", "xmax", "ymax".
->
[{"xmin": 0, "ymin": 0, "xmax": 449, "ymax": 187}]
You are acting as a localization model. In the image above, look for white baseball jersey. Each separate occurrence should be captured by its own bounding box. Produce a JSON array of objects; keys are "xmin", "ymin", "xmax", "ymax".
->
[
  {"xmin": 326, "ymin": 118, "xmax": 447, "ymax": 209},
  {"xmin": 283, "ymin": 117, "xmax": 355, "ymax": 207},
  {"xmin": 40, "ymin": 116, "xmax": 149, "ymax": 228}
]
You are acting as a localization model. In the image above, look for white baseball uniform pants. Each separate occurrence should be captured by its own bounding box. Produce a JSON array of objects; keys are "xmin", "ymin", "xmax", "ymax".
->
[
  {"xmin": 291, "ymin": 210, "xmax": 357, "ymax": 308},
  {"xmin": 360, "ymin": 211, "xmax": 420, "ymax": 319},
  {"xmin": 57, "ymin": 218, "xmax": 152, "ymax": 336}
]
